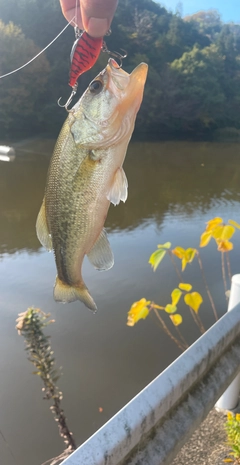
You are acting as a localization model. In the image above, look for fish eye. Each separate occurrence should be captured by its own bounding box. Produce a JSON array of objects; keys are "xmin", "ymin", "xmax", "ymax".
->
[{"xmin": 89, "ymin": 80, "xmax": 103, "ymax": 94}]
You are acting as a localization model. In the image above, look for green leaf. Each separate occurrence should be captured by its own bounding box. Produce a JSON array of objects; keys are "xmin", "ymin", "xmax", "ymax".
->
[
  {"xmin": 182, "ymin": 257, "xmax": 187, "ymax": 271},
  {"xmin": 185, "ymin": 248, "xmax": 196, "ymax": 263},
  {"xmin": 172, "ymin": 246, "xmax": 185, "ymax": 259},
  {"xmin": 157, "ymin": 242, "xmax": 171, "ymax": 249},
  {"xmin": 221, "ymin": 225, "xmax": 235, "ymax": 241},
  {"xmin": 179, "ymin": 283, "xmax": 192, "ymax": 291},
  {"xmin": 170, "ymin": 314, "xmax": 183, "ymax": 326},
  {"xmin": 217, "ymin": 240, "xmax": 233, "ymax": 252},
  {"xmin": 184, "ymin": 292, "xmax": 203, "ymax": 313},
  {"xmin": 211, "ymin": 225, "xmax": 224, "ymax": 240},
  {"xmin": 127, "ymin": 298, "xmax": 150, "ymax": 326},
  {"xmin": 171, "ymin": 288, "xmax": 182, "ymax": 306},
  {"xmin": 206, "ymin": 217, "xmax": 223, "ymax": 231},
  {"xmin": 165, "ymin": 304, "xmax": 177, "ymax": 314},
  {"xmin": 172, "ymin": 247, "xmax": 196, "ymax": 270},
  {"xmin": 228, "ymin": 219, "xmax": 240, "ymax": 229},
  {"xmin": 200, "ymin": 231, "xmax": 212, "ymax": 247},
  {"xmin": 149, "ymin": 249, "xmax": 166, "ymax": 271}
]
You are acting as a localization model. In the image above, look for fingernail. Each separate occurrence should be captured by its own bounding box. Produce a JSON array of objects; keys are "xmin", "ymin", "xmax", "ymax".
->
[{"xmin": 87, "ymin": 17, "xmax": 109, "ymax": 37}]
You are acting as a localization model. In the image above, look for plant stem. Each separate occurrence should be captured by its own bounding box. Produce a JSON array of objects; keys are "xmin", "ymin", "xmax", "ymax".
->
[
  {"xmin": 174, "ymin": 326, "xmax": 189, "ymax": 349},
  {"xmin": 152, "ymin": 306, "xmax": 186, "ymax": 351},
  {"xmin": 189, "ymin": 307, "xmax": 205, "ymax": 334},
  {"xmin": 226, "ymin": 252, "xmax": 232, "ymax": 286},
  {"xmin": 221, "ymin": 252, "xmax": 228, "ymax": 298},
  {"xmin": 16, "ymin": 308, "xmax": 76, "ymax": 455},
  {"xmin": 168, "ymin": 250, "xmax": 183, "ymax": 282},
  {"xmin": 41, "ymin": 448, "xmax": 73, "ymax": 465},
  {"xmin": 196, "ymin": 251, "xmax": 218, "ymax": 321}
]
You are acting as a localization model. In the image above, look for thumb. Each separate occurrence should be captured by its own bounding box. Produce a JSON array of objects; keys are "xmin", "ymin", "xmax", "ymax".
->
[{"xmin": 80, "ymin": 0, "xmax": 118, "ymax": 37}]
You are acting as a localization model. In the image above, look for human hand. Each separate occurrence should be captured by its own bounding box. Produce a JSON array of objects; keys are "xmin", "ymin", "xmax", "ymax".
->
[{"xmin": 59, "ymin": 0, "xmax": 118, "ymax": 38}]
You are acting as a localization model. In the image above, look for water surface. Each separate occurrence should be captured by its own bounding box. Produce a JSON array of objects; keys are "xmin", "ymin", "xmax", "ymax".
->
[{"xmin": 0, "ymin": 140, "xmax": 240, "ymax": 465}]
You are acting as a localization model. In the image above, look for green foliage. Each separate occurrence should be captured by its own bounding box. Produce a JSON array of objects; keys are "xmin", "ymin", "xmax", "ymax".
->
[
  {"xmin": 184, "ymin": 292, "xmax": 203, "ymax": 313},
  {"xmin": 172, "ymin": 246, "xmax": 196, "ymax": 271},
  {"xmin": 184, "ymin": 9, "xmax": 222, "ymax": 38},
  {"xmin": 149, "ymin": 241, "xmax": 171, "ymax": 271},
  {"xmin": 127, "ymin": 217, "xmax": 239, "ymax": 351},
  {"xmin": 225, "ymin": 413, "xmax": 240, "ymax": 462},
  {"xmin": 1, "ymin": 0, "xmax": 240, "ymax": 137},
  {"xmin": 200, "ymin": 217, "xmax": 235, "ymax": 251},
  {"xmin": 0, "ymin": 20, "xmax": 50, "ymax": 137},
  {"xmin": 170, "ymin": 44, "xmax": 226, "ymax": 131}
]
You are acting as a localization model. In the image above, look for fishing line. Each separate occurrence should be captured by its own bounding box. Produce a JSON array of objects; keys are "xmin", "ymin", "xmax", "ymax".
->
[
  {"xmin": 75, "ymin": 0, "xmax": 78, "ymax": 26},
  {"xmin": 0, "ymin": 17, "xmax": 75, "ymax": 80}
]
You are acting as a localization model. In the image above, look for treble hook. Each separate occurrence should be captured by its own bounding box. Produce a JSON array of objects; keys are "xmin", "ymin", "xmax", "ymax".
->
[
  {"xmin": 102, "ymin": 42, "xmax": 127, "ymax": 68},
  {"xmin": 57, "ymin": 83, "xmax": 78, "ymax": 111}
]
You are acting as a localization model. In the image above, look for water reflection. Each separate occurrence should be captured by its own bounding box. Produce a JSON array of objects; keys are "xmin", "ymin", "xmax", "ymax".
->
[
  {"xmin": 108, "ymin": 141, "xmax": 240, "ymax": 230},
  {"xmin": 0, "ymin": 152, "xmax": 49, "ymax": 254},
  {"xmin": 1, "ymin": 140, "xmax": 240, "ymax": 255},
  {"xmin": 1, "ymin": 140, "xmax": 240, "ymax": 465}
]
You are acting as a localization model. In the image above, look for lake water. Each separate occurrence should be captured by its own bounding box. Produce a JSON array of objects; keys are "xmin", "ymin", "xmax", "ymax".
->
[{"xmin": 1, "ymin": 139, "xmax": 240, "ymax": 465}]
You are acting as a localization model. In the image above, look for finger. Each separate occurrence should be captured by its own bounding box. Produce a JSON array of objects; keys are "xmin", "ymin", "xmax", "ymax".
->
[
  {"xmin": 80, "ymin": 0, "xmax": 118, "ymax": 37},
  {"xmin": 59, "ymin": 0, "xmax": 84, "ymax": 29}
]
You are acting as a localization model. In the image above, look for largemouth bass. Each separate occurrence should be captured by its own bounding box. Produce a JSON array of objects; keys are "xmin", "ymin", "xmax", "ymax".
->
[{"xmin": 36, "ymin": 58, "xmax": 148, "ymax": 311}]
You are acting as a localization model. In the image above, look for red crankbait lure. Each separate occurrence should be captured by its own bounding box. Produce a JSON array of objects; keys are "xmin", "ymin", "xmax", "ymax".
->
[
  {"xmin": 58, "ymin": 27, "xmax": 127, "ymax": 111},
  {"xmin": 69, "ymin": 31, "xmax": 103, "ymax": 88}
]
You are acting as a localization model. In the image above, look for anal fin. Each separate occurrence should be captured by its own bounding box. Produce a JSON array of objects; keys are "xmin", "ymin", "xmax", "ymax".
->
[
  {"xmin": 87, "ymin": 229, "xmax": 114, "ymax": 271},
  {"xmin": 36, "ymin": 198, "xmax": 52, "ymax": 251},
  {"xmin": 107, "ymin": 167, "xmax": 128, "ymax": 206}
]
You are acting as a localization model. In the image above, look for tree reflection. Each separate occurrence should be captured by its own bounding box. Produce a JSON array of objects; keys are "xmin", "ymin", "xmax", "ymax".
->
[{"xmin": 1, "ymin": 140, "xmax": 240, "ymax": 255}]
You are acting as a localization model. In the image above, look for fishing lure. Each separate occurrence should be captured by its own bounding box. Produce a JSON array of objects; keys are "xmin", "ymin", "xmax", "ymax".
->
[
  {"xmin": 58, "ymin": 27, "xmax": 127, "ymax": 110},
  {"xmin": 69, "ymin": 30, "xmax": 103, "ymax": 88}
]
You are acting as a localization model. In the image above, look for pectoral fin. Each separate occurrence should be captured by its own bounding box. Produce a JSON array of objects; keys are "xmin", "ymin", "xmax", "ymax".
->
[
  {"xmin": 87, "ymin": 229, "xmax": 114, "ymax": 271},
  {"xmin": 107, "ymin": 167, "xmax": 128, "ymax": 206},
  {"xmin": 36, "ymin": 198, "xmax": 52, "ymax": 251}
]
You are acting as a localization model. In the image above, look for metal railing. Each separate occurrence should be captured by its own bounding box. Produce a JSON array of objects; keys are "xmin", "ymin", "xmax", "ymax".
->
[{"xmin": 62, "ymin": 276, "xmax": 240, "ymax": 465}]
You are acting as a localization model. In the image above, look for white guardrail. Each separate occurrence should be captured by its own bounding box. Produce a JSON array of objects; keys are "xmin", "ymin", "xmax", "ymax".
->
[{"xmin": 62, "ymin": 275, "xmax": 240, "ymax": 465}]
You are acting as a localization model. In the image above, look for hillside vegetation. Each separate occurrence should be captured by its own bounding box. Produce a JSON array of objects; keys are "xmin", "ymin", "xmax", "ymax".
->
[{"xmin": 1, "ymin": 0, "xmax": 240, "ymax": 139}]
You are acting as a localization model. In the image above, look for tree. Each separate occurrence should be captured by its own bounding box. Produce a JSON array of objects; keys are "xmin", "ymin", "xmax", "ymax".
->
[
  {"xmin": 1, "ymin": 0, "xmax": 240, "ymax": 138},
  {"xmin": 169, "ymin": 45, "xmax": 226, "ymax": 131},
  {"xmin": 184, "ymin": 10, "xmax": 222, "ymax": 39},
  {"xmin": 0, "ymin": 20, "xmax": 50, "ymax": 137}
]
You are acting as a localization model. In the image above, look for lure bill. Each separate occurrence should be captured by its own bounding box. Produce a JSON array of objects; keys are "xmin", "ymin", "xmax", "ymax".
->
[{"xmin": 37, "ymin": 59, "xmax": 148, "ymax": 311}]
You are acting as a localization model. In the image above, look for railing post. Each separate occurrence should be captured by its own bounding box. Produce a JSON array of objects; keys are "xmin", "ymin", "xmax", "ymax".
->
[{"xmin": 215, "ymin": 274, "xmax": 240, "ymax": 411}]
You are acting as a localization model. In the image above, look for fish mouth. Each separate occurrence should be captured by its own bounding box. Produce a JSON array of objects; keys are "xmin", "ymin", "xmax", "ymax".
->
[
  {"xmin": 129, "ymin": 62, "xmax": 148, "ymax": 87},
  {"xmin": 107, "ymin": 59, "xmax": 148, "ymax": 96}
]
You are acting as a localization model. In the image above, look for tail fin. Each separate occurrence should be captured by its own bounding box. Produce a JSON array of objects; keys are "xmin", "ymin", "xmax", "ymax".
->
[{"xmin": 54, "ymin": 276, "xmax": 97, "ymax": 312}]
